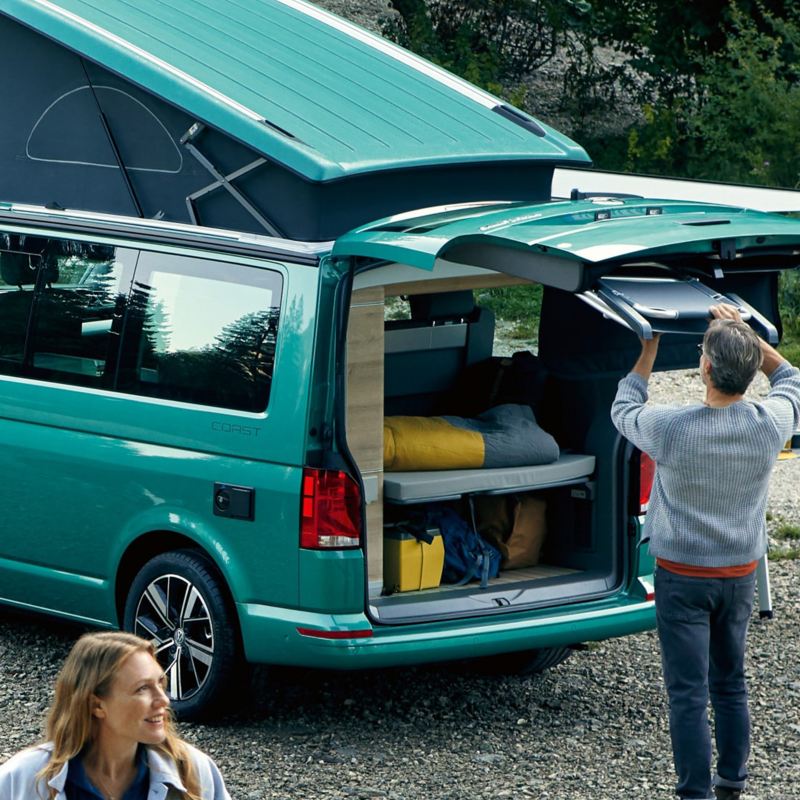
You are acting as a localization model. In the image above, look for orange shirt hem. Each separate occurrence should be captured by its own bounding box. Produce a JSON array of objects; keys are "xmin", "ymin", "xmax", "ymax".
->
[{"xmin": 656, "ymin": 557, "xmax": 758, "ymax": 578}]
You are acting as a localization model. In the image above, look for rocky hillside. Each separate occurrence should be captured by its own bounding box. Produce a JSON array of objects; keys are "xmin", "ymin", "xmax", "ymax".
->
[{"xmin": 315, "ymin": 0, "xmax": 397, "ymax": 33}]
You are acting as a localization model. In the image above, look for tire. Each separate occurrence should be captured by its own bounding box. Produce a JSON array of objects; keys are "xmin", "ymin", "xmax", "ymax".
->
[
  {"xmin": 472, "ymin": 646, "xmax": 573, "ymax": 676},
  {"xmin": 123, "ymin": 549, "xmax": 241, "ymax": 721}
]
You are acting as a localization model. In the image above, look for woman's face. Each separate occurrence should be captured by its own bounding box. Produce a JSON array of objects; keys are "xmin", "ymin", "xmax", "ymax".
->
[{"xmin": 93, "ymin": 651, "xmax": 170, "ymax": 746}]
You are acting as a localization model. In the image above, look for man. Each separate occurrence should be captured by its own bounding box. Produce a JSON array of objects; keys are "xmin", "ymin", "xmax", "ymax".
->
[{"xmin": 611, "ymin": 304, "xmax": 800, "ymax": 800}]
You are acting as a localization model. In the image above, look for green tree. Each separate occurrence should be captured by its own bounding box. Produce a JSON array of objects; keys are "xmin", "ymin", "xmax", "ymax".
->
[
  {"xmin": 687, "ymin": 5, "xmax": 800, "ymax": 186},
  {"xmin": 580, "ymin": 2, "xmax": 800, "ymax": 188},
  {"xmin": 388, "ymin": 0, "xmax": 590, "ymax": 91}
]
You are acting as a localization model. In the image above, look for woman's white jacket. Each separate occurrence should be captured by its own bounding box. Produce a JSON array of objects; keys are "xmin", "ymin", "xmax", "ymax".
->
[{"xmin": 0, "ymin": 741, "xmax": 231, "ymax": 799}]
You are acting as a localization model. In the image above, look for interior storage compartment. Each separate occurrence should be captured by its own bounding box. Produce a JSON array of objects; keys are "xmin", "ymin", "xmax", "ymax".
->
[{"xmin": 345, "ymin": 270, "xmax": 622, "ymax": 624}]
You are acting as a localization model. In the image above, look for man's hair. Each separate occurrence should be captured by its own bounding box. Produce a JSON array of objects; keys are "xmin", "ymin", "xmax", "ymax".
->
[{"xmin": 703, "ymin": 319, "xmax": 763, "ymax": 395}]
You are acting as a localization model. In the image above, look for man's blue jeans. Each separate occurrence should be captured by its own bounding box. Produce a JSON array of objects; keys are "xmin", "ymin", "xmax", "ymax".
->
[{"xmin": 654, "ymin": 567, "xmax": 756, "ymax": 800}]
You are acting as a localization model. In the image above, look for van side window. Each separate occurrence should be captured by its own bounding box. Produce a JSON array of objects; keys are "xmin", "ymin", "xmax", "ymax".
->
[
  {"xmin": 26, "ymin": 242, "xmax": 137, "ymax": 387},
  {"xmin": 0, "ymin": 236, "xmax": 39, "ymax": 375},
  {"xmin": 118, "ymin": 252, "xmax": 281, "ymax": 412}
]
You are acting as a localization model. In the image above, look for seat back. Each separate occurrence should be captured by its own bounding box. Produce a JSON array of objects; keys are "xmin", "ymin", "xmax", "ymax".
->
[{"xmin": 384, "ymin": 290, "xmax": 495, "ymax": 416}]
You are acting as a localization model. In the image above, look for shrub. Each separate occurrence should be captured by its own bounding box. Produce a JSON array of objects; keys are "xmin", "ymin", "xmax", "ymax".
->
[{"xmin": 776, "ymin": 521, "xmax": 800, "ymax": 540}]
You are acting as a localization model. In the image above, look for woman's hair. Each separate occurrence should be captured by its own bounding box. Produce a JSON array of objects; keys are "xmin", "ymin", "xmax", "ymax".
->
[
  {"xmin": 37, "ymin": 631, "xmax": 201, "ymax": 800},
  {"xmin": 703, "ymin": 318, "xmax": 763, "ymax": 395}
]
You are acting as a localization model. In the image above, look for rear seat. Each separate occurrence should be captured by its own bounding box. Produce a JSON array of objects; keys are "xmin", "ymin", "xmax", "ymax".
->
[{"xmin": 384, "ymin": 290, "xmax": 494, "ymax": 416}]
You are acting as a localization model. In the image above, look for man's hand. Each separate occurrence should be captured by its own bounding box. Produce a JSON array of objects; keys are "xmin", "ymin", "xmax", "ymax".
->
[
  {"xmin": 710, "ymin": 303, "xmax": 743, "ymax": 323},
  {"xmin": 638, "ymin": 334, "xmax": 662, "ymax": 350},
  {"xmin": 709, "ymin": 302, "xmax": 786, "ymax": 375}
]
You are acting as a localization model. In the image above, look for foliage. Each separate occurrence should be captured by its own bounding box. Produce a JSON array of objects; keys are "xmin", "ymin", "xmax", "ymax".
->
[
  {"xmin": 770, "ymin": 546, "xmax": 800, "ymax": 560},
  {"xmin": 387, "ymin": 0, "xmax": 590, "ymax": 89},
  {"xmin": 389, "ymin": 0, "xmax": 800, "ymax": 189},
  {"xmin": 778, "ymin": 333, "xmax": 800, "ymax": 366},
  {"xmin": 776, "ymin": 521, "xmax": 800, "ymax": 540},
  {"xmin": 779, "ymin": 270, "xmax": 800, "ymax": 331},
  {"xmin": 779, "ymin": 270, "xmax": 800, "ymax": 364},
  {"xmin": 475, "ymin": 283, "xmax": 542, "ymax": 322},
  {"xmin": 581, "ymin": 2, "xmax": 800, "ymax": 186}
]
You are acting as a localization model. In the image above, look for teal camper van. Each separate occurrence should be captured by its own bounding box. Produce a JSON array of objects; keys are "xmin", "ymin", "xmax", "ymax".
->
[{"xmin": 1, "ymin": 0, "xmax": 798, "ymax": 718}]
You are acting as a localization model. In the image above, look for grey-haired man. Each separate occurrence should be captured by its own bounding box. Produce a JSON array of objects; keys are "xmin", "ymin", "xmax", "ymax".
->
[{"xmin": 611, "ymin": 304, "xmax": 800, "ymax": 800}]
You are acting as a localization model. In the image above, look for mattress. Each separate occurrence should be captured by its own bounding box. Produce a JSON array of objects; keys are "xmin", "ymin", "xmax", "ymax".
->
[{"xmin": 383, "ymin": 453, "xmax": 596, "ymax": 503}]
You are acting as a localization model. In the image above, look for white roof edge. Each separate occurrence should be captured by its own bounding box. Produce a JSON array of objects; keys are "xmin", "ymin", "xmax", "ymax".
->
[{"xmin": 553, "ymin": 167, "xmax": 800, "ymax": 213}]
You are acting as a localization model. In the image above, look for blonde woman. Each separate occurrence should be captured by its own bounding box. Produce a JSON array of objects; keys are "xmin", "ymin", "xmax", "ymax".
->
[{"xmin": 0, "ymin": 631, "xmax": 230, "ymax": 799}]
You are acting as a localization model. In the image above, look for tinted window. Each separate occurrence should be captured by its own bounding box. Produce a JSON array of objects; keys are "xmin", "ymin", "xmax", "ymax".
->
[
  {"xmin": 27, "ymin": 242, "xmax": 136, "ymax": 387},
  {"xmin": 0, "ymin": 235, "xmax": 39, "ymax": 375},
  {"xmin": 0, "ymin": 234, "xmax": 135, "ymax": 385},
  {"xmin": 118, "ymin": 252, "xmax": 281, "ymax": 412}
]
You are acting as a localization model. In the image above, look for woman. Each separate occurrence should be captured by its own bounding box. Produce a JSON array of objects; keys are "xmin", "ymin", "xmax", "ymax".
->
[{"xmin": 0, "ymin": 631, "xmax": 231, "ymax": 799}]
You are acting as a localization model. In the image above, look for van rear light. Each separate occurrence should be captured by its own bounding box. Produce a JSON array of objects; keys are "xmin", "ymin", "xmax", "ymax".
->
[
  {"xmin": 639, "ymin": 452, "xmax": 655, "ymax": 513},
  {"xmin": 300, "ymin": 468, "xmax": 361, "ymax": 549},
  {"xmin": 638, "ymin": 577, "xmax": 655, "ymax": 601}
]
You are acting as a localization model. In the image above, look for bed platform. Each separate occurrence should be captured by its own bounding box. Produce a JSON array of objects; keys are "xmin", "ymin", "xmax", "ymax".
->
[{"xmin": 383, "ymin": 453, "xmax": 596, "ymax": 503}]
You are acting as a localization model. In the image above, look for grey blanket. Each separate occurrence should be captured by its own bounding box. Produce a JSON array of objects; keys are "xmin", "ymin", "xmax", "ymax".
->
[{"xmin": 443, "ymin": 404, "xmax": 560, "ymax": 468}]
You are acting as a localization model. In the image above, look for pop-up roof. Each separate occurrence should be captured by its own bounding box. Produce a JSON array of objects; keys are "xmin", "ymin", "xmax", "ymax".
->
[{"xmin": 0, "ymin": 0, "xmax": 590, "ymax": 238}]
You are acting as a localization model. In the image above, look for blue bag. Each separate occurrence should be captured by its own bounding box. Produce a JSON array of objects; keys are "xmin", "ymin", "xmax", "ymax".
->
[{"xmin": 424, "ymin": 504, "xmax": 501, "ymax": 589}]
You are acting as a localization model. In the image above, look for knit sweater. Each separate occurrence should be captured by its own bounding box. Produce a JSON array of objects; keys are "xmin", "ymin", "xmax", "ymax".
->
[{"xmin": 611, "ymin": 361, "xmax": 800, "ymax": 567}]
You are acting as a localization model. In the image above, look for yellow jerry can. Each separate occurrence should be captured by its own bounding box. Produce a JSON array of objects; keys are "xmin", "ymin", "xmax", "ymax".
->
[{"xmin": 383, "ymin": 525, "xmax": 444, "ymax": 593}]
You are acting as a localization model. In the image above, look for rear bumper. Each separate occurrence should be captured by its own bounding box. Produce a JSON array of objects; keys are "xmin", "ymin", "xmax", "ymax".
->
[{"xmin": 237, "ymin": 590, "xmax": 655, "ymax": 669}]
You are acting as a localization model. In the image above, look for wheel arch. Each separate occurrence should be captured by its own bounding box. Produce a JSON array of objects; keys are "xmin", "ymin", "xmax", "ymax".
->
[{"xmin": 114, "ymin": 531, "xmax": 239, "ymax": 632}]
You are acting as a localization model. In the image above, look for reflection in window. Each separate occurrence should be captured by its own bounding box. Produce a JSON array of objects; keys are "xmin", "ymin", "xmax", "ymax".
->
[
  {"xmin": 123, "ymin": 260, "xmax": 281, "ymax": 412},
  {"xmin": 0, "ymin": 244, "xmax": 38, "ymax": 375},
  {"xmin": 28, "ymin": 244, "xmax": 135, "ymax": 387},
  {"xmin": 0, "ymin": 235, "xmax": 133, "ymax": 384}
]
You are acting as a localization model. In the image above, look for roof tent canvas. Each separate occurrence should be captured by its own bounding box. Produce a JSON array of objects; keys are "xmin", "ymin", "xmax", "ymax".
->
[{"xmin": 0, "ymin": 0, "xmax": 590, "ymax": 241}]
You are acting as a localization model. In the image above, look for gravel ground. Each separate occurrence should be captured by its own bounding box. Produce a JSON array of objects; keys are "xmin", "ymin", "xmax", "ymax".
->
[
  {"xmin": 1, "ymin": 562, "xmax": 799, "ymax": 800},
  {"xmin": 1, "ymin": 368, "xmax": 798, "ymax": 799}
]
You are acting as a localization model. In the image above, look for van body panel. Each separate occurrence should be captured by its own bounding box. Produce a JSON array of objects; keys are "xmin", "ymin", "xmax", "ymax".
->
[
  {"xmin": 0, "ymin": 552, "xmax": 113, "ymax": 624},
  {"xmin": 0, "ymin": 410, "xmax": 304, "ymax": 615},
  {"xmin": 237, "ymin": 593, "xmax": 655, "ymax": 668},
  {"xmin": 297, "ymin": 549, "xmax": 365, "ymax": 613},
  {"xmin": 0, "ymin": 578, "xmax": 115, "ymax": 628},
  {"xmin": 0, "ymin": 218, "xmax": 317, "ymax": 632}
]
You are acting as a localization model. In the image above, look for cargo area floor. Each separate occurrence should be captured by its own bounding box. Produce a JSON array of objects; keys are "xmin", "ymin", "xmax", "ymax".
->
[
  {"xmin": 370, "ymin": 563, "xmax": 612, "ymax": 622},
  {"xmin": 435, "ymin": 563, "xmax": 579, "ymax": 591}
]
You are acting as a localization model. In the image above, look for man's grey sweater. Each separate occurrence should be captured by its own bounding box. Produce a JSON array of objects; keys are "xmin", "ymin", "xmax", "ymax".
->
[{"xmin": 611, "ymin": 361, "xmax": 800, "ymax": 567}]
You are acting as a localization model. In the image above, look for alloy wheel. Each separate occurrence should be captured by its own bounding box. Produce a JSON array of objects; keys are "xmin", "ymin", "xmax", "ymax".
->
[{"xmin": 133, "ymin": 573, "xmax": 214, "ymax": 701}]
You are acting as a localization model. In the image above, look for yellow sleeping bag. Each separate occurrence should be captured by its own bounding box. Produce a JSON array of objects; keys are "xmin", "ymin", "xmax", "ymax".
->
[
  {"xmin": 383, "ymin": 416, "xmax": 484, "ymax": 471},
  {"xmin": 383, "ymin": 405, "xmax": 561, "ymax": 471}
]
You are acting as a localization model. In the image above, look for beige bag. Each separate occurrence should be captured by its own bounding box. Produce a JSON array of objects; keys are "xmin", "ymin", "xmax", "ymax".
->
[{"xmin": 475, "ymin": 494, "xmax": 547, "ymax": 569}]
